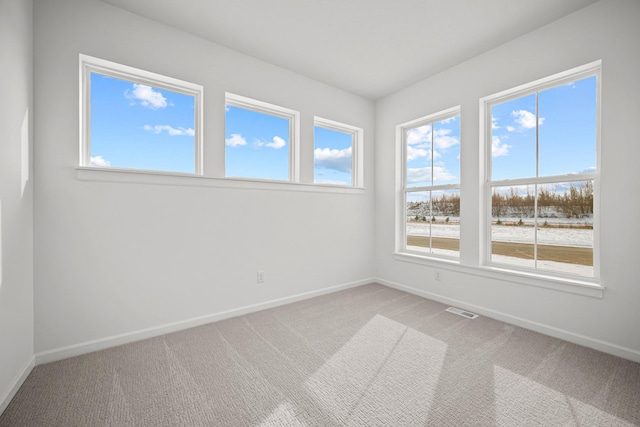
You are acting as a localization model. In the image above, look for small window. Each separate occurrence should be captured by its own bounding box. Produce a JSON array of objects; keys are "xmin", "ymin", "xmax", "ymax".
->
[
  {"xmin": 225, "ymin": 93, "xmax": 299, "ymax": 182},
  {"xmin": 483, "ymin": 61, "xmax": 600, "ymax": 279},
  {"xmin": 80, "ymin": 55, "xmax": 203, "ymax": 174},
  {"xmin": 398, "ymin": 107, "xmax": 461, "ymax": 258},
  {"xmin": 314, "ymin": 117, "xmax": 363, "ymax": 187}
]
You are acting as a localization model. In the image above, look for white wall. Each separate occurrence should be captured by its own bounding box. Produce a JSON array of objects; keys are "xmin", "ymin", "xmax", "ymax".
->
[
  {"xmin": 0, "ymin": 0, "xmax": 35, "ymax": 412},
  {"xmin": 375, "ymin": 0, "xmax": 640, "ymax": 360},
  {"xmin": 33, "ymin": 0, "xmax": 375, "ymax": 356}
]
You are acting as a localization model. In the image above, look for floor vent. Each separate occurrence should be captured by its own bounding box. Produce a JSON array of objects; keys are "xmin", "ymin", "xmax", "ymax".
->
[{"xmin": 445, "ymin": 307, "xmax": 479, "ymax": 319}]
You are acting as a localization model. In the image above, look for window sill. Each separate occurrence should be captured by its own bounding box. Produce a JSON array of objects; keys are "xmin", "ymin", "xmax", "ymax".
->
[
  {"xmin": 393, "ymin": 252, "xmax": 604, "ymax": 299},
  {"xmin": 76, "ymin": 167, "xmax": 365, "ymax": 194}
]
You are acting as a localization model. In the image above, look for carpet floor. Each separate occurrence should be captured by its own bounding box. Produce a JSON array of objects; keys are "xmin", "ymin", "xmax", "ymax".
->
[{"xmin": 1, "ymin": 283, "xmax": 639, "ymax": 426}]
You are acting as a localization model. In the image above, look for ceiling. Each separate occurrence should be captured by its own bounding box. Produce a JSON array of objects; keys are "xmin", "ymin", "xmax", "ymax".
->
[{"xmin": 98, "ymin": 0, "xmax": 599, "ymax": 100}]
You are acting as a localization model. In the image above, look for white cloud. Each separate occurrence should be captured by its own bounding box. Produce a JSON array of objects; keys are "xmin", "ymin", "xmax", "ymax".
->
[
  {"xmin": 433, "ymin": 128, "xmax": 459, "ymax": 150},
  {"xmin": 407, "ymin": 166, "xmax": 455, "ymax": 184},
  {"xmin": 407, "ymin": 146, "xmax": 428, "ymax": 161},
  {"xmin": 406, "ymin": 126, "xmax": 457, "ymax": 161},
  {"xmin": 578, "ymin": 166, "xmax": 597, "ymax": 174},
  {"xmin": 255, "ymin": 136, "xmax": 286, "ymax": 149},
  {"xmin": 512, "ymin": 110, "xmax": 545, "ymax": 129},
  {"xmin": 314, "ymin": 146, "xmax": 352, "ymax": 173},
  {"xmin": 226, "ymin": 133, "xmax": 247, "ymax": 147},
  {"xmin": 143, "ymin": 124, "xmax": 195, "ymax": 136},
  {"xmin": 492, "ymin": 136, "xmax": 511, "ymax": 157},
  {"xmin": 407, "ymin": 125, "xmax": 431, "ymax": 146},
  {"xmin": 506, "ymin": 126, "xmax": 515, "ymax": 132},
  {"xmin": 90, "ymin": 155, "xmax": 111, "ymax": 167},
  {"xmin": 492, "ymin": 117, "xmax": 500, "ymax": 130},
  {"xmin": 125, "ymin": 84, "xmax": 168, "ymax": 109}
]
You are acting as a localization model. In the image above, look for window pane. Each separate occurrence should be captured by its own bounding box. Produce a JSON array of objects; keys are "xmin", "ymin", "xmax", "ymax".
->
[
  {"xmin": 538, "ymin": 76, "xmax": 597, "ymax": 177},
  {"xmin": 433, "ymin": 116, "xmax": 461, "ymax": 185},
  {"xmin": 491, "ymin": 94, "xmax": 536, "ymax": 180},
  {"xmin": 406, "ymin": 124, "xmax": 432, "ymax": 187},
  {"xmin": 314, "ymin": 126, "xmax": 353, "ymax": 186},
  {"xmin": 491, "ymin": 185, "xmax": 535, "ymax": 269},
  {"xmin": 406, "ymin": 191, "xmax": 432, "ymax": 254},
  {"xmin": 431, "ymin": 189, "xmax": 460, "ymax": 256},
  {"xmin": 90, "ymin": 72, "xmax": 196, "ymax": 173},
  {"xmin": 537, "ymin": 181, "xmax": 594, "ymax": 277},
  {"xmin": 225, "ymin": 105, "xmax": 290, "ymax": 181}
]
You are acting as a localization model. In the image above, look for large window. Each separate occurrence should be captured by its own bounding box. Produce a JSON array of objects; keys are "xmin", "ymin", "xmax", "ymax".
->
[
  {"xmin": 314, "ymin": 117, "xmax": 363, "ymax": 187},
  {"xmin": 398, "ymin": 107, "xmax": 461, "ymax": 258},
  {"xmin": 482, "ymin": 62, "xmax": 600, "ymax": 279},
  {"xmin": 80, "ymin": 55, "xmax": 203, "ymax": 174},
  {"xmin": 225, "ymin": 93, "xmax": 299, "ymax": 182}
]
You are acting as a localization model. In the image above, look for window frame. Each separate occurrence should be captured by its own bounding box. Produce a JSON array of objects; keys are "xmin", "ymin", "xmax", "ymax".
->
[
  {"xmin": 79, "ymin": 54, "xmax": 204, "ymax": 175},
  {"xmin": 479, "ymin": 60, "xmax": 601, "ymax": 282},
  {"xmin": 224, "ymin": 92, "xmax": 300, "ymax": 183},
  {"xmin": 396, "ymin": 106, "xmax": 462, "ymax": 260},
  {"xmin": 313, "ymin": 116, "xmax": 364, "ymax": 188}
]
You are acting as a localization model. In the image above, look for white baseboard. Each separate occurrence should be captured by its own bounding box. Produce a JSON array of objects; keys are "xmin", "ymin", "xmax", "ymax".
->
[
  {"xmin": 377, "ymin": 278, "xmax": 640, "ymax": 364},
  {"xmin": 35, "ymin": 278, "xmax": 374, "ymax": 365},
  {"xmin": 0, "ymin": 357, "xmax": 35, "ymax": 415}
]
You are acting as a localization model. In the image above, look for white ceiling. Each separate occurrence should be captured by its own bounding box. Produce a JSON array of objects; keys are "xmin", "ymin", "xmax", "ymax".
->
[{"xmin": 98, "ymin": 0, "xmax": 599, "ymax": 100}]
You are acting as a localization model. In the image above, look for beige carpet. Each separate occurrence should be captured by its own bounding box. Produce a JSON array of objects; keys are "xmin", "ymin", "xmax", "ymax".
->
[{"xmin": 1, "ymin": 284, "xmax": 639, "ymax": 426}]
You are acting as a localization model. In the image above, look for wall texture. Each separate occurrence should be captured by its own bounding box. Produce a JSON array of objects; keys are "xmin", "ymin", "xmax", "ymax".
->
[
  {"xmin": 33, "ymin": 0, "xmax": 375, "ymax": 356},
  {"xmin": 0, "ymin": 0, "xmax": 35, "ymax": 412},
  {"xmin": 375, "ymin": 0, "xmax": 640, "ymax": 360}
]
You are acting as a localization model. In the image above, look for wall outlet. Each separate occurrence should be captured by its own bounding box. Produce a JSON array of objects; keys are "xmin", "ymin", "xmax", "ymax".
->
[
  {"xmin": 435, "ymin": 271, "xmax": 442, "ymax": 281},
  {"xmin": 257, "ymin": 271, "xmax": 264, "ymax": 283}
]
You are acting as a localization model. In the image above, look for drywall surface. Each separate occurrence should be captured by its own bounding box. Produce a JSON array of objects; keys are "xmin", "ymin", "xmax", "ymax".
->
[
  {"xmin": 0, "ymin": 0, "xmax": 34, "ymax": 410},
  {"xmin": 375, "ymin": 0, "xmax": 640, "ymax": 358},
  {"xmin": 33, "ymin": 0, "xmax": 375, "ymax": 353}
]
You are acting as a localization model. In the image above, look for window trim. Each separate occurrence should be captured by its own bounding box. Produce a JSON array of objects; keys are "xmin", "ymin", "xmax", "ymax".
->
[
  {"xmin": 79, "ymin": 54, "xmax": 204, "ymax": 175},
  {"xmin": 313, "ymin": 116, "xmax": 364, "ymax": 188},
  {"xmin": 479, "ymin": 60, "xmax": 601, "ymax": 283},
  {"xmin": 224, "ymin": 92, "xmax": 300, "ymax": 183},
  {"xmin": 396, "ymin": 106, "xmax": 461, "ymax": 260}
]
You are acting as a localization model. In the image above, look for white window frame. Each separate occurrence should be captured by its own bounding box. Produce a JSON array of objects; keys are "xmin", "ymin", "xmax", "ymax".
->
[
  {"xmin": 479, "ymin": 60, "xmax": 601, "ymax": 283},
  {"xmin": 396, "ymin": 106, "xmax": 461, "ymax": 260},
  {"xmin": 79, "ymin": 54, "xmax": 204, "ymax": 175},
  {"xmin": 313, "ymin": 116, "xmax": 364, "ymax": 188},
  {"xmin": 225, "ymin": 92, "xmax": 300, "ymax": 183}
]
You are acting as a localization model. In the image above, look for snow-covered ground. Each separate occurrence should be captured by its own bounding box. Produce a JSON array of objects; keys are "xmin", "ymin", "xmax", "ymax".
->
[
  {"xmin": 406, "ymin": 223, "xmax": 592, "ymax": 247},
  {"xmin": 490, "ymin": 254, "xmax": 593, "ymax": 277},
  {"xmin": 406, "ymin": 221, "xmax": 594, "ymax": 276}
]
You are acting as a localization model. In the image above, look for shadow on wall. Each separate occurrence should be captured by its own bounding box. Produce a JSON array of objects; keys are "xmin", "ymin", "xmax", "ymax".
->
[
  {"xmin": 21, "ymin": 109, "xmax": 29, "ymax": 198},
  {"xmin": 0, "ymin": 199, "xmax": 2, "ymax": 288}
]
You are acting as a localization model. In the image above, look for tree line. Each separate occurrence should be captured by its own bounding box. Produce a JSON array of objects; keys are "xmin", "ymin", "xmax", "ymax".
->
[
  {"xmin": 407, "ymin": 181, "xmax": 593, "ymax": 221},
  {"xmin": 407, "ymin": 193, "xmax": 460, "ymax": 218},
  {"xmin": 492, "ymin": 181, "xmax": 593, "ymax": 219}
]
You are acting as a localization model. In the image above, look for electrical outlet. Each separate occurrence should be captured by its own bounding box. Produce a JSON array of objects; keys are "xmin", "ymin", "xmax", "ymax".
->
[
  {"xmin": 257, "ymin": 271, "xmax": 264, "ymax": 283},
  {"xmin": 435, "ymin": 271, "xmax": 442, "ymax": 281}
]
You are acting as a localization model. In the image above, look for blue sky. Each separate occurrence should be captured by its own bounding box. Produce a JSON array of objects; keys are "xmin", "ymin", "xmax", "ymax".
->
[
  {"xmin": 491, "ymin": 75, "xmax": 597, "ymax": 181},
  {"xmin": 225, "ymin": 105, "xmax": 290, "ymax": 180},
  {"xmin": 90, "ymin": 72, "xmax": 595, "ymax": 185},
  {"xmin": 314, "ymin": 127, "xmax": 353, "ymax": 185},
  {"xmin": 90, "ymin": 73, "xmax": 196, "ymax": 173},
  {"xmin": 406, "ymin": 115, "xmax": 461, "ymax": 188}
]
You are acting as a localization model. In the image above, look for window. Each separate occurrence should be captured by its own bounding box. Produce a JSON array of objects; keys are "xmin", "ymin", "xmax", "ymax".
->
[
  {"xmin": 80, "ymin": 55, "xmax": 203, "ymax": 174},
  {"xmin": 482, "ymin": 61, "xmax": 600, "ymax": 279},
  {"xmin": 398, "ymin": 107, "xmax": 461, "ymax": 258},
  {"xmin": 225, "ymin": 93, "xmax": 299, "ymax": 182},
  {"xmin": 314, "ymin": 117, "xmax": 363, "ymax": 187}
]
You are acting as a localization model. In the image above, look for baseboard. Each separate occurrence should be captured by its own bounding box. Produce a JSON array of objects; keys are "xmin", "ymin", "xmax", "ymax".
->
[
  {"xmin": 35, "ymin": 278, "xmax": 375, "ymax": 365},
  {"xmin": 0, "ymin": 357, "xmax": 34, "ymax": 415},
  {"xmin": 376, "ymin": 278, "xmax": 640, "ymax": 364}
]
